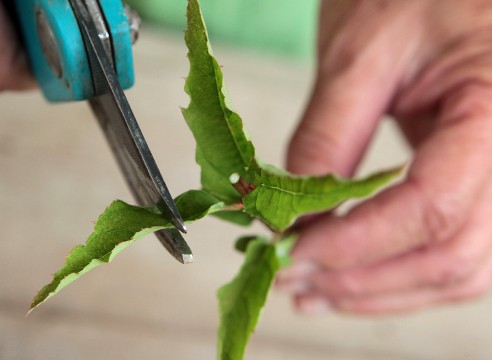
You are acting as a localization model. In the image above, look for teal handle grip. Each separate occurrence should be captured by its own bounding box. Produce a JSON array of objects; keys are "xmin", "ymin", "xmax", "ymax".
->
[{"xmin": 14, "ymin": 0, "xmax": 135, "ymax": 102}]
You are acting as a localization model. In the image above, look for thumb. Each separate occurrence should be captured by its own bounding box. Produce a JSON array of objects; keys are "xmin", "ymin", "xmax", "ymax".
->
[
  {"xmin": 287, "ymin": 0, "xmax": 423, "ymax": 177},
  {"xmin": 287, "ymin": 63, "xmax": 393, "ymax": 177},
  {"xmin": 0, "ymin": 3, "xmax": 36, "ymax": 91}
]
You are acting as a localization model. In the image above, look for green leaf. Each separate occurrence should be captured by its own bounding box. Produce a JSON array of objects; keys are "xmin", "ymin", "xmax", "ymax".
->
[
  {"xmin": 243, "ymin": 167, "xmax": 402, "ymax": 232},
  {"xmin": 217, "ymin": 233, "xmax": 299, "ymax": 360},
  {"xmin": 234, "ymin": 235, "xmax": 258, "ymax": 253},
  {"xmin": 175, "ymin": 189, "xmax": 225, "ymax": 222},
  {"xmin": 217, "ymin": 238, "xmax": 278, "ymax": 360},
  {"xmin": 183, "ymin": 0, "xmax": 257, "ymax": 204},
  {"xmin": 183, "ymin": 0, "xmax": 401, "ymax": 234},
  {"xmin": 275, "ymin": 233, "xmax": 298, "ymax": 269},
  {"xmin": 212, "ymin": 210, "xmax": 254, "ymax": 227},
  {"xmin": 29, "ymin": 190, "xmax": 224, "ymax": 314}
]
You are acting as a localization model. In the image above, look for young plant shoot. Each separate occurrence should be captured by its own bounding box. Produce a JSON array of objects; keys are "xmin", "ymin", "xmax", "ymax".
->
[{"xmin": 30, "ymin": 1, "xmax": 402, "ymax": 359}]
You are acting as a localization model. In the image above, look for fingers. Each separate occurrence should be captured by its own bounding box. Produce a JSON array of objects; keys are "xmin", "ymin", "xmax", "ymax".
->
[
  {"xmin": 332, "ymin": 264, "xmax": 492, "ymax": 315},
  {"xmin": 295, "ymin": 257, "xmax": 492, "ymax": 315},
  {"xmin": 279, "ymin": 84, "xmax": 492, "ymax": 314},
  {"xmin": 337, "ymin": 254, "xmax": 492, "ymax": 315},
  {"xmin": 287, "ymin": 70, "xmax": 386, "ymax": 177},
  {"xmin": 0, "ymin": 4, "xmax": 36, "ymax": 91},
  {"xmin": 285, "ymin": 211, "xmax": 492, "ymax": 315},
  {"xmin": 278, "ymin": 179, "xmax": 492, "ymax": 301},
  {"xmin": 307, "ymin": 233, "xmax": 490, "ymax": 299},
  {"xmin": 282, "ymin": 0, "xmax": 492, "ymax": 316},
  {"xmin": 291, "ymin": 83, "xmax": 492, "ymax": 271},
  {"xmin": 287, "ymin": 1, "xmax": 423, "ymax": 176}
]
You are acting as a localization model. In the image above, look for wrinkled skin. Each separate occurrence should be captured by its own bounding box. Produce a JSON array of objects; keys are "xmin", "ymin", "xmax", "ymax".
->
[
  {"xmin": 278, "ymin": 0, "xmax": 492, "ymax": 315},
  {"xmin": 0, "ymin": 3, "xmax": 35, "ymax": 91}
]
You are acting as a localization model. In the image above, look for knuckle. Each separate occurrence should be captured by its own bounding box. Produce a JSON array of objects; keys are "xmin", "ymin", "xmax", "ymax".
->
[
  {"xmin": 314, "ymin": 254, "xmax": 353, "ymax": 274},
  {"xmin": 319, "ymin": 0, "xmax": 412, "ymax": 79},
  {"xmin": 430, "ymin": 257, "xmax": 476, "ymax": 287},
  {"xmin": 320, "ymin": 237, "xmax": 361, "ymax": 272},
  {"xmin": 321, "ymin": 40, "xmax": 360, "ymax": 78},
  {"xmin": 423, "ymin": 198, "xmax": 459, "ymax": 243},
  {"xmin": 441, "ymin": 82, "xmax": 492, "ymax": 124},
  {"xmin": 409, "ymin": 179, "xmax": 461, "ymax": 243}
]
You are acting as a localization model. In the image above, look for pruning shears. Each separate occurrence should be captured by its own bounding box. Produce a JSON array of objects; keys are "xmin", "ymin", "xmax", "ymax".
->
[{"xmin": 13, "ymin": 0, "xmax": 193, "ymax": 264}]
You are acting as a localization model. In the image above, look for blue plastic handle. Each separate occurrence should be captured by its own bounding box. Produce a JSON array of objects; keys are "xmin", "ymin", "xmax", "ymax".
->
[{"xmin": 14, "ymin": 0, "xmax": 135, "ymax": 102}]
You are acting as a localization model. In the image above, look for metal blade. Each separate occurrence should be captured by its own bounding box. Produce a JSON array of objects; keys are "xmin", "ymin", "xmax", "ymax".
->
[
  {"xmin": 69, "ymin": 0, "xmax": 193, "ymax": 263},
  {"xmin": 89, "ymin": 95, "xmax": 193, "ymax": 264}
]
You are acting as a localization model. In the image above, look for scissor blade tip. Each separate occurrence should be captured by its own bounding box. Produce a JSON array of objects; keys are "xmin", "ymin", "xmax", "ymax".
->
[
  {"xmin": 182, "ymin": 254, "xmax": 193, "ymax": 264},
  {"xmin": 173, "ymin": 219, "xmax": 187, "ymax": 234}
]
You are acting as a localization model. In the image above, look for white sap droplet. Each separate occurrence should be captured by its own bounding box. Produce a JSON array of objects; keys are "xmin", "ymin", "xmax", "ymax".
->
[{"xmin": 229, "ymin": 173, "xmax": 240, "ymax": 184}]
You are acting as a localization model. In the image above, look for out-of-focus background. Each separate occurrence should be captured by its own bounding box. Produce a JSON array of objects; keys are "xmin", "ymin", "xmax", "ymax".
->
[{"xmin": 1, "ymin": 1, "xmax": 492, "ymax": 359}]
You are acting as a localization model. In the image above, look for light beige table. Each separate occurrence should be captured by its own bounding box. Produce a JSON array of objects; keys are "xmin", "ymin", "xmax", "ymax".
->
[{"xmin": 0, "ymin": 28, "xmax": 489, "ymax": 360}]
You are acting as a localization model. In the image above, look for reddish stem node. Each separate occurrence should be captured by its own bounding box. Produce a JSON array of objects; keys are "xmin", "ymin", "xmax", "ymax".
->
[{"xmin": 229, "ymin": 173, "xmax": 256, "ymax": 197}]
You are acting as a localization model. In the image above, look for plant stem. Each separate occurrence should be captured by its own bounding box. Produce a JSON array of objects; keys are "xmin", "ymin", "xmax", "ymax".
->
[
  {"xmin": 223, "ymin": 203, "xmax": 244, "ymax": 211},
  {"xmin": 229, "ymin": 173, "xmax": 281, "ymax": 234},
  {"xmin": 229, "ymin": 173, "xmax": 256, "ymax": 197}
]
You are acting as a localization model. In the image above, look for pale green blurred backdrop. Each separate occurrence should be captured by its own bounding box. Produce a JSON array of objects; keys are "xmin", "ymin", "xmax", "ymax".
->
[{"xmin": 125, "ymin": 0, "xmax": 319, "ymax": 59}]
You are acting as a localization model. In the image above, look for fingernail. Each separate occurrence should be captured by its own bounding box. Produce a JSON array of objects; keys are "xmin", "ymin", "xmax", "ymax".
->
[
  {"xmin": 277, "ymin": 261, "xmax": 318, "ymax": 282},
  {"xmin": 275, "ymin": 280, "xmax": 310, "ymax": 294},
  {"xmin": 298, "ymin": 297, "xmax": 331, "ymax": 315}
]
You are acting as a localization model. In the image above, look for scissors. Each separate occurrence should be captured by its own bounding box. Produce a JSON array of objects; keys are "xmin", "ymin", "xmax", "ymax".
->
[{"xmin": 13, "ymin": 0, "xmax": 193, "ymax": 264}]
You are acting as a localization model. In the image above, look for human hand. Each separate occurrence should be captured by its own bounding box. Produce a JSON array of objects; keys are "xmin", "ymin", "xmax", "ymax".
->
[
  {"xmin": 277, "ymin": 0, "xmax": 492, "ymax": 315},
  {"xmin": 0, "ymin": 3, "xmax": 35, "ymax": 91}
]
